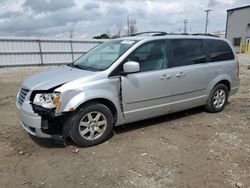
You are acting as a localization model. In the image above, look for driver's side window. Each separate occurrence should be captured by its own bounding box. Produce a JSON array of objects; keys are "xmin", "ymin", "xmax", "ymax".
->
[{"xmin": 127, "ymin": 40, "xmax": 168, "ymax": 72}]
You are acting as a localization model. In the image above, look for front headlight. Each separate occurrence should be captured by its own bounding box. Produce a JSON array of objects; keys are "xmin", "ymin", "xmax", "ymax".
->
[{"xmin": 33, "ymin": 93, "xmax": 60, "ymax": 109}]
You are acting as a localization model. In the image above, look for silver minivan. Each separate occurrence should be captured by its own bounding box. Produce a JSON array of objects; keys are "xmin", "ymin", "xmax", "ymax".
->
[{"xmin": 16, "ymin": 33, "xmax": 240, "ymax": 146}]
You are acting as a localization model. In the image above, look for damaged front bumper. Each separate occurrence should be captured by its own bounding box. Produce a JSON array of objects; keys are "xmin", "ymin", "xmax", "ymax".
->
[{"xmin": 16, "ymin": 100, "xmax": 65, "ymax": 139}]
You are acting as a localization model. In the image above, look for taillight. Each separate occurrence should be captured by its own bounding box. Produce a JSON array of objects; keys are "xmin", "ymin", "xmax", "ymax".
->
[{"xmin": 237, "ymin": 61, "xmax": 239, "ymax": 77}]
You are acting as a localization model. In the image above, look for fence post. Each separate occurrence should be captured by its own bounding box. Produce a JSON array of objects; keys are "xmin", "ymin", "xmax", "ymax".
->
[
  {"xmin": 70, "ymin": 40, "xmax": 74, "ymax": 63},
  {"xmin": 38, "ymin": 40, "xmax": 43, "ymax": 65}
]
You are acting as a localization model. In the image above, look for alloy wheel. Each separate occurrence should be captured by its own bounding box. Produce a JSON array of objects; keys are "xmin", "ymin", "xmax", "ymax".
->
[
  {"xmin": 78, "ymin": 111, "xmax": 107, "ymax": 140},
  {"xmin": 213, "ymin": 89, "xmax": 226, "ymax": 109}
]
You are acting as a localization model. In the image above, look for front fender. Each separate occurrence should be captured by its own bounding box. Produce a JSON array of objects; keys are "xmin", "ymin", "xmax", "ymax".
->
[{"xmin": 60, "ymin": 89, "xmax": 120, "ymax": 113}]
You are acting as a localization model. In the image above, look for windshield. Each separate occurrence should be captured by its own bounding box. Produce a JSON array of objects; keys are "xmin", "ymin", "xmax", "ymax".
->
[{"xmin": 73, "ymin": 39, "xmax": 138, "ymax": 71}]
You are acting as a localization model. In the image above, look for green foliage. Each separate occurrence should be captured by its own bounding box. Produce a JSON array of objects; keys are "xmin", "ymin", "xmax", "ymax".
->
[{"xmin": 93, "ymin": 34, "xmax": 110, "ymax": 39}]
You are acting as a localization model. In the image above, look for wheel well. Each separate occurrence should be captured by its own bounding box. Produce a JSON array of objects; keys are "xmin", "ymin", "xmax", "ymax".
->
[
  {"xmin": 217, "ymin": 80, "xmax": 231, "ymax": 92},
  {"xmin": 76, "ymin": 98, "xmax": 117, "ymax": 124}
]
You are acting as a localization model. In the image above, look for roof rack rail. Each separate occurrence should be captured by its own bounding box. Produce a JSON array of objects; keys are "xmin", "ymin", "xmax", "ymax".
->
[
  {"xmin": 191, "ymin": 33, "xmax": 219, "ymax": 37},
  {"xmin": 130, "ymin": 32, "xmax": 219, "ymax": 37},
  {"xmin": 131, "ymin": 31, "xmax": 167, "ymax": 36}
]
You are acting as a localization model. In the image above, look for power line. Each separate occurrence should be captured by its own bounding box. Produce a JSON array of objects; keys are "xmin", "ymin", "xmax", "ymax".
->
[{"xmin": 204, "ymin": 9, "xmax": 212, "ymax": 35}]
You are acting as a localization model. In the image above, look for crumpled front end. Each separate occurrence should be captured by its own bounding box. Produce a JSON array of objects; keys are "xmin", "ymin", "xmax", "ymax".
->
[{"xmin": 16, "ymin": 87, "xmax": 65, "ymax": 139}]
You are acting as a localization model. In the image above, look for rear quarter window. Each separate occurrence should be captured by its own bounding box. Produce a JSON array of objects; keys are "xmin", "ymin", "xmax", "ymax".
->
[{"xmin": 205, "ymin": 39, "xmax": 235, "ymax": 62}]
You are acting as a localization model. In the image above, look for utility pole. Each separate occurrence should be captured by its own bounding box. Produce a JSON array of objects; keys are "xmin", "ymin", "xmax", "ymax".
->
[
  {"xmin": 204, "ymin": 9, "xmax": 212, "ymax": 35},
  {"xmin": 183, "ymin": 19, "xmax": 188, "ymax": 34}
]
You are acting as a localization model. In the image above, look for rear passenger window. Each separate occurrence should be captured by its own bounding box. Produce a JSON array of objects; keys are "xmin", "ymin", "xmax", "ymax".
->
[
  {"xmin": 206, "ymin": 39, "xmax": 234, "ymax": 61},
  {"xmin": 172, "ymin": 39, "xmax": 206, "ymax": 67}
]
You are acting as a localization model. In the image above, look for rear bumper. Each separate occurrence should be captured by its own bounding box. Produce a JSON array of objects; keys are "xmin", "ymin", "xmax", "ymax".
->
[
  {"xmin": 230, "ymin": 79, "xmax": 240, "ymax": 96},
  {"xmin": 16, "ymin": 101, "xmax": 52, "ymax": 138},
  {"xmin": 230, "ymin": 86, "xmax": 239, "ymax": 96}
]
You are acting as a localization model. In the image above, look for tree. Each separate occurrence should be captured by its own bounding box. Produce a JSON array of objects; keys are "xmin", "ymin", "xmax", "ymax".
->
[
  {"xmin": 129, "ymin": 19, "xmax": 137, "ymax": 35},
  {"xmin": 106, "ymin": 29, "xmax": 111, "ymax": 38},
  {"xmin": 127, "ymin": 17, "xmax": 138, "ymax": 36},
  {"xmin": 111, "ymin": 25, "xmax": 122, "ymax": 38},
  {"xmin": 93, "ymin": 34, "xmax": 110, "ymax": 39},
  {"xmin": 116, "ymin": 25, "xmax": 122, "ymax": 37}
]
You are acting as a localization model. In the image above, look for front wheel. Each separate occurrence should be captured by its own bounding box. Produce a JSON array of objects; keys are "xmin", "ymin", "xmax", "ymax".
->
[
  {"xmin": 68, "ymin": 103, "xmax": 114, "ymax": 147},
  {"xmin": 205, "ymin": 84, "xmax": 229, "ymax": 113}
]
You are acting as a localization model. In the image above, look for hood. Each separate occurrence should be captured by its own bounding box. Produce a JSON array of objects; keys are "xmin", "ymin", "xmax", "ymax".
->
[{"xmin": 22, "ymin": 65, "xmax": 97, "ymax": 90}]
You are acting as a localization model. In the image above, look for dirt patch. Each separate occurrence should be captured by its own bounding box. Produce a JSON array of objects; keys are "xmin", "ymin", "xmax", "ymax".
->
[{"xmin": 0, "ymin": 55, "xmax": 249, "ymax": 188}]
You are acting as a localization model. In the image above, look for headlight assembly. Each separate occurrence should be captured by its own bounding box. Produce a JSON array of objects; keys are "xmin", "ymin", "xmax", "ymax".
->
[{"xmin": 33, "ymin": 93, "xmax": 60, "ymax": 109}]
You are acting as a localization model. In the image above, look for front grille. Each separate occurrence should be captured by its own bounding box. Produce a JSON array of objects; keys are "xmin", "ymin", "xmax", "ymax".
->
[{"xmin": 18, "ymin": 88, "xmax": 29, "ymax": 105}]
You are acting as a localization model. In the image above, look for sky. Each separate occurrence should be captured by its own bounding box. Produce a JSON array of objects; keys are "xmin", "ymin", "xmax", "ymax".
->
[{"xmin": 0, "ymin": 0, "xmax": 249, "ymax": 38}]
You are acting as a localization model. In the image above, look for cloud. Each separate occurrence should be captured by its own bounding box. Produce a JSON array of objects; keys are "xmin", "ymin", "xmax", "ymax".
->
[
  {"xmin": 208, "ymin": 0, "xmax": 217, "ymax": 7},
  {"xmin": 22, "ymin": 0, "xmax": 75, "ymax": 13},
  {"xmin": 0, "ymin": 4, "xmax": 103, "ymax": 37},
  {"xmin": 83, "ymin": 2, "xmax": 100, "ymax": 10},
  {"xmin": 0, "ymin": 0, "xmax": 249, "ymax": 38}
]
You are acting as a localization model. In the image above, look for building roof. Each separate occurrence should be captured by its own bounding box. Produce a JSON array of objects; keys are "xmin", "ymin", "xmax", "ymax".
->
[{"xmin": 227, "ymin": 5, "xmax": 250, "ymax": 12}]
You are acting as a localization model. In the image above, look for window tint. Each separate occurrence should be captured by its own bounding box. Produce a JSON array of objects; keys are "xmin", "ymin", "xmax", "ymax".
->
[
  {"xmin": 206, "ymin": 39, "xmax": 234, "ymax": 62},
  {"xmin": 127, "ymin": 40, "xmax": 168, "ymax": 72},
  {"xmin": 172, "ymin": 39, "xmax": 206, "ymax": 67}
]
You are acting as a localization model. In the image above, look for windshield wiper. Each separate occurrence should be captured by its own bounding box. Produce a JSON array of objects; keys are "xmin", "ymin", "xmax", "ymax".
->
[
  {"xmin": 67, "ymin": 63, "xmax": 102, "ymax": 71},
  {"xmin": 67, "ymin": 63, "xmax": 75, "ymax": 67},
  {"xmin": 68, "ymin": 63, "xmax": 97, "ymax": 71},
  {"xmin": 67, "ymin": 63, "xmax": 85, "ymax": 70}
]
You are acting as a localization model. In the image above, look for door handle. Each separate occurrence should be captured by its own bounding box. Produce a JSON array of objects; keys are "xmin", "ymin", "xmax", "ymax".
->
[
  {"xmin": 176, "ymin": 72, "xmax": 185, "ymax": 78},
  {"xmin": 160, "ymin": 74, "xmax": 171, "ymax": 80}
]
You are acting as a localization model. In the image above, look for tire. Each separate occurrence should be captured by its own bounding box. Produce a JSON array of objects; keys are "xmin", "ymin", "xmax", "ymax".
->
[
  {"xmin": 205, "ymin": 84, "xmax": 229, "ymax": 113},
  {"xmin": 67, "ymin": 103, "xmax": 114, "ymax": 147}
]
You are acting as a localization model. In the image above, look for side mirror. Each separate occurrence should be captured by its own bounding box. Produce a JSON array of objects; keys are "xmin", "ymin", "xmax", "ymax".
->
[{"xmin": 123, "ymin": 61, "xmax": 140, "ymax": 74}]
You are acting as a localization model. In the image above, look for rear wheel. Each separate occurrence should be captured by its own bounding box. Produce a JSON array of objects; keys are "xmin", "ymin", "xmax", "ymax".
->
[
  {"xmin": 205, "ymin": 84, "xmax": 229, "ymax": 113},
  {"xmin": 69, "ymin": 103, "xmax": 113, "ymax": 147}
]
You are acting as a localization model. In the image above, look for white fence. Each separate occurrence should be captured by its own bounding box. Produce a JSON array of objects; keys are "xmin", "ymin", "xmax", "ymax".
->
[{"xmin": 0, "ymin": 37, "xmax": 104, "ymax": 67}]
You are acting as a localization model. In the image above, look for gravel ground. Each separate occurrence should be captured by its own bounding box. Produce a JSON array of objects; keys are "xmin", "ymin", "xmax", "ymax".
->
[{"xmin": 0, "ymin": 55, "xmax": 249, "ymax": 188}]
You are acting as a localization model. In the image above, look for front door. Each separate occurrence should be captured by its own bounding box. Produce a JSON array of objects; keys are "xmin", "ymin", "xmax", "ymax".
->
[{"xmin": 121, "ymin": 40, "xmax": 173, "ymax": 122}]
